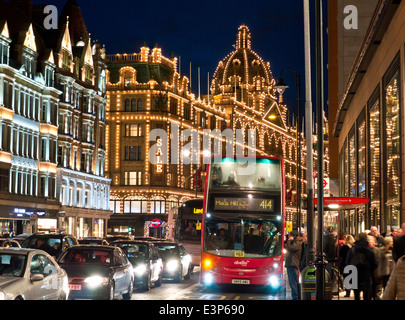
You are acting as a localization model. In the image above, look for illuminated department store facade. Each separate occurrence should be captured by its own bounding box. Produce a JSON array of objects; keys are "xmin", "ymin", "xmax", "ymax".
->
[
  {"xmin": 105, "ymin": 25, "xmax": 327, "ymax": 237},
  {"xmin": 0, "ymin": 0, "xmax": 111, "ymax": 238},
  {"xmin": 334, "ymin": 0, "xmax": 405, "ymax": 234}
]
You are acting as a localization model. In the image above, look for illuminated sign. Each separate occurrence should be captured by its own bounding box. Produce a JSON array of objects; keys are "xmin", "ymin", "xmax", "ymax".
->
[
  {"xmin": 151, "ymin": 219, "xmax": 162, "ymax": 228},
  {"xmin": 156, "ymin": 138, "xmax": 163, "ymax": 173},
  {"xmin": 214, "ymin": 198, "xmax": 274, "ymax": 212},
  {"xmin": 193, "ymin": 208, "xmax": 203, "ymax": 214},
  {"xmin": 13, "ymin": 208, "xmax": 46, "ymax": 218}
]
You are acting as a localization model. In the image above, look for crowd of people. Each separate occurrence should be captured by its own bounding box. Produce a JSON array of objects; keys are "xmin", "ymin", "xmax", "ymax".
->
[{"xmin": 284, "ymin": 223, "xmax": 405, "ymax": 300}]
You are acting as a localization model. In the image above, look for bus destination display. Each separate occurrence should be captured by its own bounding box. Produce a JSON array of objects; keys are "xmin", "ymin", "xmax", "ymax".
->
[{"xmin": 214, "ymin": 197, "xmax": 274, "ymax": 212}]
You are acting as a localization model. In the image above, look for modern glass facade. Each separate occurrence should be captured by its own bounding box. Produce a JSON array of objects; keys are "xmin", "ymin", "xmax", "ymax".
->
[{"xmin": 339, "ymin": 54, "xmax": 401, "ymax": 234}]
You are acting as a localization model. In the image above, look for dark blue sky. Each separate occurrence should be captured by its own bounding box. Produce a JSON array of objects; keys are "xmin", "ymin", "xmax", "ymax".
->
[{"xmin": 38, "ymin": 0, "xmax": 328, "ymax": 117}]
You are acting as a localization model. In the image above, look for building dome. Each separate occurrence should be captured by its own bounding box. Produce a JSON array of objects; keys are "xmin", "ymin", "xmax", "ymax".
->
[{"xmin": 211, "ymin": 25, "xmax": 275, "ymax": 96}]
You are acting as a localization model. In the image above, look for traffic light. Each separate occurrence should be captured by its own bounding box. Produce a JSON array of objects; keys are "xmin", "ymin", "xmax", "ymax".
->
[{"xmin": 128, "ymin": 226, "xmax": 133, "ymax": 234}]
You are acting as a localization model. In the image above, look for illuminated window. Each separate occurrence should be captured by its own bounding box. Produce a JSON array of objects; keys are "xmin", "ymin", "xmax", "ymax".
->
[
  {"xmin": 110, "ymin": 195, "xmax": 121, "ymax": 214},
  {"xmin": 368, "ymin": 93, "xmax": 380, "ymax": 226},
  {"xmin": 125, "ymin": 123, "xmax": 142, "ymax": 137},
  {"xmin": 123, "ymin": 195, "xmax": 147, "ymax": 214},
  {"xmin": 124, "ymin": 171, "xmax": 142, "ymax": 186},
  {"xmin": 348, "ymin": 128, "xmax": 356, "ymax": 197},
  {"xmin": 357, "ymin": 113, "xmax": 366, "ymax": 198},
  {"xmin": 150, "ymin": 196, "xmax": 165, "ymax": 214},
  {"xmin": 384, "ymin": 69, "xmax": 400, "ymax": 230}
]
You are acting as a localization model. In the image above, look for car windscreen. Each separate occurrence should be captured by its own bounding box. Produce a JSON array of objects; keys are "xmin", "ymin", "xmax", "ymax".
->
[
  {"xmin": 59, "ymin": 249, "xmax": 112, "ymax": 265},
  {"xmin": 78, "ymin": 240, "xmax": 103, "ymax": 246},
  {"xmin": 153, "ymin": 244, "xmax": 180, "ymax": 260},
  {"xmin": 21, "ymin": 237, "xmax": 63, "ymax": 257},
  {"xmin": 0, "ymin": 253, "xmax": 26, "ymax": 277},
  {"xmin": 112, "ymin": 243, "xmax": 149, "ymax": 264}
]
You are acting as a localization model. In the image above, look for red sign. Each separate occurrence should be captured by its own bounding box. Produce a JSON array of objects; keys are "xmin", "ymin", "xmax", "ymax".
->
[
  {"xmin": 151, "ymin": 219, "xmax": 162, "ymax": 228},
  {"xmin": 313, "ymin": 197, "xmax": 369, "ymax": 210}
]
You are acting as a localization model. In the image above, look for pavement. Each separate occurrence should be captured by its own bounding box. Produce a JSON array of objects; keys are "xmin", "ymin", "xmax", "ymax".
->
[{"xmin": 332, "ymin": 290, "xmax": 355, "ymax": 300}]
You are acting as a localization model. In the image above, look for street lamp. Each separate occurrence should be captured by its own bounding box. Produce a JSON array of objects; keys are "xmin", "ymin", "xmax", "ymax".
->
[
  {"xmin": 315, "ymin": 0, "xmax": 327, "ymax": 300},
  {"xmin": 275, "ymin": 69, "xmax": 302, "ymax": 233}
]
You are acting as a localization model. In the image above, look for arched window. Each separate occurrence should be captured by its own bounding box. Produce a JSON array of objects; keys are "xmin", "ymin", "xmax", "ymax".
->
[
  {"xmin": 125, "ymin": 99, "xmax": 130, "ymax": 112},
  {"xmin": 137, "ymin": 98, "xmax": 143, "ymax": 111},
  {"xmin": 123, "ymin": 195, "xmax": 147, "ymax": 214},
  {"xmin": 109, "ymin": 195, "xmax": 120, "ymax": 214},
  {"xmin": 150, "ymin": 195, "xmax": 166, "ymax": 214},
  {"xmin": 167, "ymin": 197, "xmax": 178, "ymax": 211},
  {"xmin": 131, "ymin": 99, "xmax": 137, "ymax": 112}
]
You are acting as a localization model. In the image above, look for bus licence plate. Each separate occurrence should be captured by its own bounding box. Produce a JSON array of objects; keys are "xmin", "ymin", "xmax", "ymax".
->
[{"xmin": 232, "ymin": 279, "xmax": 250, "ymax": 285}]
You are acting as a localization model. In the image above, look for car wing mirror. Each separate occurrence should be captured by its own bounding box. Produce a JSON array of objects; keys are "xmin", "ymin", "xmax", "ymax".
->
[{"xmin": 30, "ymin": 274, "xmax": 44, "ymax": 282}]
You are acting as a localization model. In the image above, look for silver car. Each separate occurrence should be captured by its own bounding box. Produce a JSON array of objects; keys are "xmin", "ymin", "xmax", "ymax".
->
[{"xmin": 0, "ymin": 248, "xmax": 69, "ymax": 300}]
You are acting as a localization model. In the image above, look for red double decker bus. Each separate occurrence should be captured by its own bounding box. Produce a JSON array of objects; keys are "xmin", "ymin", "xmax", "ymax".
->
[{"xmin": 201, "ymin": 156, "xmax": 285, "ymax": 290}]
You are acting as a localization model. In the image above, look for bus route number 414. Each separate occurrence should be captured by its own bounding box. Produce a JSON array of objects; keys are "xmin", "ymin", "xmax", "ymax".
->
[{"xmin": 260, "ymin": 200, "xmax": 273, "ymax": 210}]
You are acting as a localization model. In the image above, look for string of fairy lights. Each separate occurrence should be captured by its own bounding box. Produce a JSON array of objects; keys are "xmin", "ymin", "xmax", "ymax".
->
[{"xmin": 105, "ymin": 25, "xmax": 328, "ymax": 224}]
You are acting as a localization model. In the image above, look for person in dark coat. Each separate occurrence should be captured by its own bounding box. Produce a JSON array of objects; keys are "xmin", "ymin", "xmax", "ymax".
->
[
  {"xmin": 393, "ymin": 224, "xmax": 405, "ymax": 262},
  {"xmin": 339, "ymin": 234, "xmax": 355, "ymax": 297},
  {"xmin": 324, "ymin": 226, "xmax": 338, "ymax": 265},
  {"xmin": 299, "ymin": 232, "xmax": 308, "ymax": 272},
  {"xmin": 346, "ymin": 232, "xmax": 378, "ymax": 300},
  {"xmin": 323, "ymin": 226, "xmax": 338, "ymax": 292},
  {"xmin": 285, "ymin": 231, "xmax": 302, "ymax": 300}
]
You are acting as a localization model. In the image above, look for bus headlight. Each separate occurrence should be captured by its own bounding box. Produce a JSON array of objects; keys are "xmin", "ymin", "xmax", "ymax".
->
[
  {"xmin": 134, "ymin": 264, "xmax": 147, "ymax": 276},
  {"xmin": 0, "ymin": 291, "xmax": 5, "ymax": 300},
  {"xmin": 166, "ymin": 260, "xmax": 179, "ymax": 272},
  {"xmin": 269, "ymin": 275, "xmax": 280, "ymax": 288},
  {"xmin": 203, "ymin": 273, "xmax": 214, "ymax": 285}
]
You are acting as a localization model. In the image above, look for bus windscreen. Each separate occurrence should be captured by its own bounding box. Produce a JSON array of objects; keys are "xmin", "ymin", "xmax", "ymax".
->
[
  {"xmin": 209, "ymin": 158, "xmax": 281, "ymax": 191},
  {"xmin": 203, "ymin": 216, "xmax": 283, "ymax": 258}
]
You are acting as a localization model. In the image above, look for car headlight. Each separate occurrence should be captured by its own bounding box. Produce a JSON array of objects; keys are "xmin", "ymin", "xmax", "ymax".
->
[
  {"xmin": 84, "ymin": 276, "xmax": 108, "ymax": 288},
  {"xmin": 134, "ymin": 264, "xmax": 147, "ymax": 276},
  {"xmin": 0, "ymin": 291, "xmax": 5, "ymax": 300},
  {"xmin": 166, "ymin": 260, "xmax": 179, "ymax": 272}
]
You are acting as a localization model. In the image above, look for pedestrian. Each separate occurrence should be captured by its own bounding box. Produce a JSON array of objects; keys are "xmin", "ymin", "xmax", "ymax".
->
[
  {"xmin": 368, "ymin": 235, "xmax": 383, "ymax": 300},
  {"xmin": 393, "ymin": 223, "xmax": 405, "ymax": 262},
  {"xmin": 284, "ymin": 231, "xmax": 302, "ymax": 300},
  {"xmin": 346, "ymin": 232, "xmax": 378, "ymax": 300},
  {"xmin": 370, "ymin": 226, "xmax": 384, "ymax": 247},
  {"xmin": 339, "ymin": 234, "xmax": 355, "ymax": 297},
  {"xmin": 378, "ymin": 237, "xmax": 395, "ymax": 290},
  {"xmin": 323, "ymin": 226, "xmax": 338, "ymax": 293},
  {"xmin": 299, "ymin": 232, "xmax": 308, "ymax": 272},
  {"xmin": 382, "ymin": 255, "xmax": 405, "ymax": 300}
]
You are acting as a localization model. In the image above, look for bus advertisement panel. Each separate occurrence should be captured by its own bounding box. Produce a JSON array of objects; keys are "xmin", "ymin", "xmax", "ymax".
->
[{"xmin": 201, "ymin": 156, "xmax": 285, "ymax": 290}]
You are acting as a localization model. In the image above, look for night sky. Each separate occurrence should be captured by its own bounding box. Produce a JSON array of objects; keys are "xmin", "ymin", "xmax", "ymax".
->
[{"xmin": 35, "ymin": 0, "xmax": 329, "ymax": 117}]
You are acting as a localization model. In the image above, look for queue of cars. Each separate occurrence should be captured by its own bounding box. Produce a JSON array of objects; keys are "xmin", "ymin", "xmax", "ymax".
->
[{"xmin": 0, "ymin": 232, "xmax": 194, "ymax": 300}]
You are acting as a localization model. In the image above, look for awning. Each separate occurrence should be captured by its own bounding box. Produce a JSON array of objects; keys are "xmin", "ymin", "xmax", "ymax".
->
[{"xmin": 314, "ymin": 197, "xmax": 369, "ymax": 211}]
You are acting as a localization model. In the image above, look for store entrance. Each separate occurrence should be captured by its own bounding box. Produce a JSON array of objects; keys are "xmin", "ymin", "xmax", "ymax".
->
[{"xmin": 148, "ymin": 226, "xmax": 166, "ymax": 239}]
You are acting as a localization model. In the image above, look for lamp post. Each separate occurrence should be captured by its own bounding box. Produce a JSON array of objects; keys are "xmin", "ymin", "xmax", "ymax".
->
[
  {"xmin": 275, "ymin": 69, "xmax": 302, "ymax": 232},
  {"xmin": 315, "ymin": 0, "xmax": 326, "ymax": 300}
]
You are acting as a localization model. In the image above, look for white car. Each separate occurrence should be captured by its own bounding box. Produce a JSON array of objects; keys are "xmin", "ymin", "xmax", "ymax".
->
[{"xmin": 0, "ymin": 248, "xmax": 69, "ymax": 300}]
